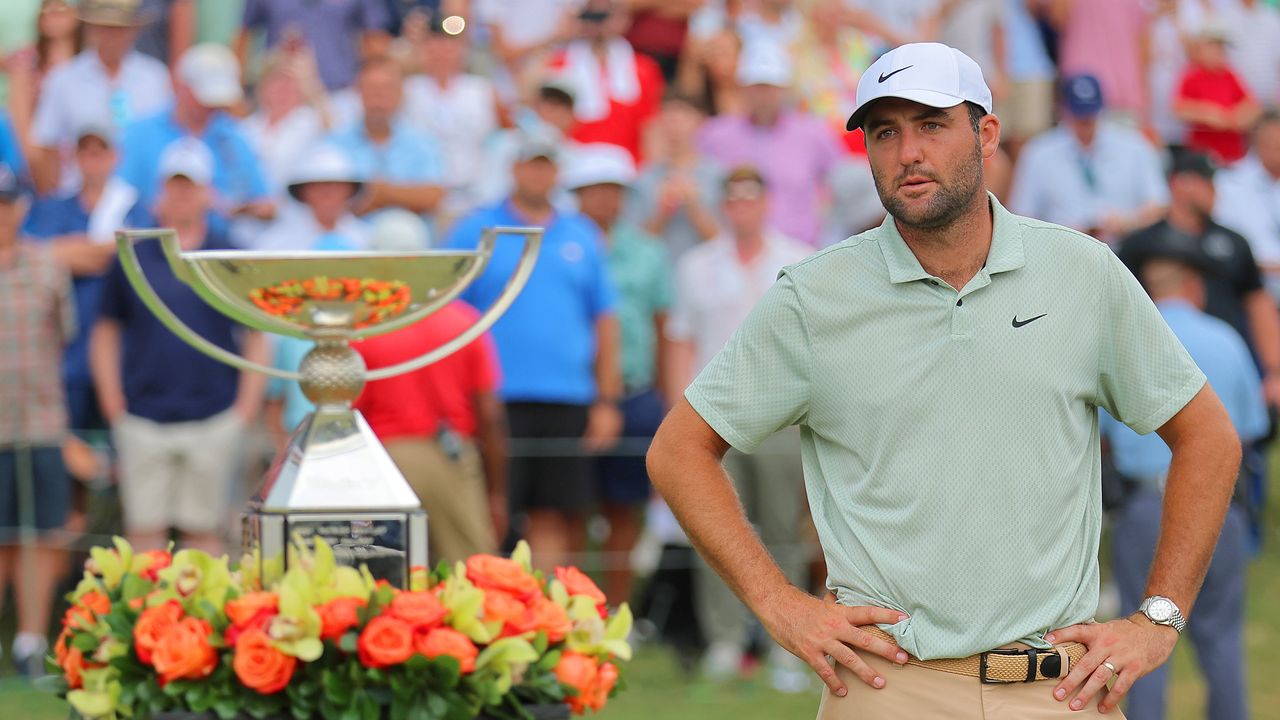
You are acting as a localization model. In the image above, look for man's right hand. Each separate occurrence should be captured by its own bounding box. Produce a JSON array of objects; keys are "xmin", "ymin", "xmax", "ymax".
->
[{"xmin": 758, "ymin": 587, "xmax": 910, "ymax": 697}]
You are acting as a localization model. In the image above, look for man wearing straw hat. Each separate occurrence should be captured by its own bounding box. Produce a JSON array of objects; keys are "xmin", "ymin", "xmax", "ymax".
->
[
  {"xmin": 31, "ymin": 0, "xmax": 172, "ymax": 194},
  {"xmin": 649, "ymin": 42, "xmax": 1241, "ymax": 717}
]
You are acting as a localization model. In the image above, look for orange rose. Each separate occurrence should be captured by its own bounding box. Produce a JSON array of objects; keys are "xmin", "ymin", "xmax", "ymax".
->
[
  {"xmin": 526, "ymin": 596, "xmax": 571, "ymax": 644},
  {"xmin": 466, "ymin": 555, "xmax": 541, "ymax": 602},
  {"xmin": 133, "ymin": 600, "xmax": 184, "ymax": 665},
  {"xmin": 554, "ymin": 567, "xmax": 606, "ymax": 605},
  {"xmin": 64, "ymin": 590, "xmax": 111, "ymax": 631},
  {"xmin": 554, "ymin": 651, "xmax": 600, "ymax": 715},
  {"xmin": 226, "ymin": 591, "xmax": 279, "ymax": 627},
  {"xmin": 151, "ymin": 617, "xmax": 218, "ymax": 685},
  {"xmin": 414, "ymin": 627, "xmax": 478, "ymax": 674},
  {"xmin": 138, "ymin": 550, "xmax": 172, "ymax": 582},
  {"xmin": 233, "ymin": 627, "xmax": 297, "ymax": 694},
  {"xmin": 61, "ymin": 645, "xmax": 87, "ymax": 690},
  {"xmin": 388, "ymin": 590, "xmax": 446, "ymax": 631},
  {"xmin": 357, "ymin": 615, "xmax": 414, "ymax": 669},
  {"xmin": 484, "ymin": 590, "xmax": 535, "ymax": 638},
  {"xmin": 593, "ymin": 662, "xmax": 619, "ymax": 709},
  {"xmin": 318, "ymin": 597, "xmax": 366, "ymax": 641}
]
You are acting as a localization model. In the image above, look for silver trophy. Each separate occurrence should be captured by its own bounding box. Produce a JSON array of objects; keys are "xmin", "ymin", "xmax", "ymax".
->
[{"xmin": 116, "ymin": 227, "xmax": 541, "ymax": 587}]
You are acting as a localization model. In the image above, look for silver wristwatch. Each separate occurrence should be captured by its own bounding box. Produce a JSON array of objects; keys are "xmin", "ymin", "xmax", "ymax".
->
[{"xmin": 1138, "ymin": 595, "xmax": 1187, "ymax": 633}]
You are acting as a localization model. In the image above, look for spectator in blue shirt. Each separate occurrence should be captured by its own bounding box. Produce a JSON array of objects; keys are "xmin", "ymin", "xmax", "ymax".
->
[
  {"xmin": 444, "ymin": 130, "xmax": 622, "ymax": 571},
  {"xmin": 239, "ymin": 0, "xmax": 391, "ymax": 92},
  {"xmin": 90, "ymin": 138, "xmax": 267, "ymax": 555},
  {"xmin": 1103, "ymin": 254, "xmax": 1268, "ymax": 720},
  {"xmin": 328, "ymin": 56, "xmax": 444, "ymax": 220},
  {"xmin": 24, "ymin": 123, "xmax": 147, "ymax": 433},
  {"xmin": 116, "ymin": 43, "xmax": 275, "ymax": 228},
  {"xmin": 0, "ymin": 112, "xmax": 29, "ymax": 185}
]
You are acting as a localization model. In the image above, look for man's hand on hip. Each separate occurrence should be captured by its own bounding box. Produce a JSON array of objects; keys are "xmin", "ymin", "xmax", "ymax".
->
[
  {"xmin": 1046, "ymin": 615, "xmax": 1178, "ymax": 714},
  {"xmin": 759, "ymin": 587, "xmax": 910, "ymax": 697}
]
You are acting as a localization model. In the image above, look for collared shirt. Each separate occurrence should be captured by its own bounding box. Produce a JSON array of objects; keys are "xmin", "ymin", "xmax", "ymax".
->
[
  {"xmin": 1117, "ymin": 220, "xmax": 1264, "ymax": 348},
  {"xmin": 1009, "ymin": 123, "xmax": 1169, "ymax": 233},
  {"xmin": 328, "ymin": 118, "xmax": 444, "ymax": 186},
  {"xmin": 97, "ymin": 230, "xmax": 243, "ymax": 423},
  {"xmin": 32, "ymin": 50, "xmax": 173, "ymax": 192},
  {"xmin": 685, "ymin": 195, "xmax": 1205, "ymax": 660},
  {"xmin": 117, "ymin": 108, "xmax": 270, "ymax": 213},
  {"xmin": 606, "ymin": 224, "xmax": 673, "ymax": 390},
  {"xmin": 1214, "ymin": 153, "xmax": 1280, "ymax": 266},
  {"xmin": 697, "ymin": 110, "xmax": 842, "ymax": 247},
  {"xmin": 403, "ymin": 74, "xmax": 498, "ymax": 196},
  {"xmin": 444, "ymin": 200, "xmax": 617, "ymax": 405},
  {"xmin": 1103, "ymin": 300, "xmax": 1268, "ymax": 484},
  {"xmin": 242, "ymin": 0, "xmax": 390, "ymax": 91},
  {"xmin": 0, "ymin": 243, "xmax": 74, "ymax": 445},
  {"xmin": 668, "ymin": 230, "xmax": 811, "ymax": 373}
]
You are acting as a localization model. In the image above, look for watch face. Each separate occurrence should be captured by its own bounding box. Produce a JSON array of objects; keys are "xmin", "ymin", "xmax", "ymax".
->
[{"xmin": 1148, "ymin": 598, "xmax": 1175, "ymax": 622}]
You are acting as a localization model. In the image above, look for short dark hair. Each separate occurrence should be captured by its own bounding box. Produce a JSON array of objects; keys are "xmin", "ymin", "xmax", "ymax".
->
[
  {"xmin": 1255, "ymin": 107, "xmax": 1280, "ymax": 136},
  {"xmin": 722, "ymin": 165, "xmax": 766, "ymax": 193},
  {"xmin": 538, "ymin": 84, "xmax": 574, "ymax": 109},
  {"xmin": 965, "ymin": 102, "xmax": 987, "ymax": 134}
]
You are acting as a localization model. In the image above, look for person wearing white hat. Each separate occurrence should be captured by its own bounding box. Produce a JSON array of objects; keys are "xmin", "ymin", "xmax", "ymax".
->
[
  {"xmin": 115, "ymin": 43, "xmax": 275, "ymax": 226},
  {"xmin": 254, "ymin": 145, "xmax": 372, "ymax": 253},
  {"xmin": 649, "ymin": 41, "xmax": 1240, "ymax": 718},
  {"xmin": 564, "ymin": 143, "xmax": 673, "ymax": 608},
  {"xmin": 697, "ymin": 40, "xmax": 842, "ymax": 247},
  {"xmin": 91, "ymin": 136, "xmax": 268, "ymax": 558}
]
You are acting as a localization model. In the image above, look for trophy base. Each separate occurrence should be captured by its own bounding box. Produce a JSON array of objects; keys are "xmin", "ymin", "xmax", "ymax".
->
[{"xmin": 242, "ymin": 508, "xmax": 428, "ymax": 589}]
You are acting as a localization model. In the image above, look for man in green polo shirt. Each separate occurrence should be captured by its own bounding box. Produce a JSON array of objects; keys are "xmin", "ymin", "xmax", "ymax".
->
[{"xmin": 647, "ymin": 42, "xmax": 1242, "ymax": 718}]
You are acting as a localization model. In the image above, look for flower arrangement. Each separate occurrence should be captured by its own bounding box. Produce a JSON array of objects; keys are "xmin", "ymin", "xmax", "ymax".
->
[
  {"xmin": 248, "ymin": 277, "xmax": 412, "ymax": 328},
  {"xmin": 48, "ymin": 537, "xmax": 631, "ymax": 720}
]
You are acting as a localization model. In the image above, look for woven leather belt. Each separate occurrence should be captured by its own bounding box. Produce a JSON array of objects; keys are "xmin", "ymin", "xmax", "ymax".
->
[{"xmin": 859, "ymin": 626, "xmax": 1088, "ymax": 684}]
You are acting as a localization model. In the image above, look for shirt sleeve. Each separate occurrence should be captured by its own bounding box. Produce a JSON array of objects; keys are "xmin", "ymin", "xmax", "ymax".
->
[
  {"xmin": 665, "ymin": 253, "xmax": 696, "ymax": 342},
  {"xmin": 31, "ymin": 70, "xmax": 67, "ymax": 148},
  {"xmin": 96, "ymin": 257, "xmax": 130, "ymax": 322},
  {"xmin": 1224, "ymin": 331, "xmax": 1269, "ymax": 443},
  {"xmin": 1095, "ymin": 250, "xmax": 1206, "ymax": 435},
  {"xmin": 684, "ymin": 271, "xmax": 812, "ymax": 452},
  {"xmin": 0, "ymin": 114, "xmax": 28, "ymax": 180},
  {"xmin": 651, "ymin": 243, "xmax": 675, "ymax": 312},
  {"xmin": 1229, "ymin": 231, "xmax": 1266, "ymax": 295},
  {"xmin": 52, "ymin": 253, "xmax": 76, "ymax": 344},
  {"xmin": 586, "ymin": 227, "xmax": 618, "ymax": 319},
  {"xmin": 472, "ymin": 329, "xmax": 502, "ymax": 395},
  {"xmin": 1134, "ymin": 140, "xmax": 1170, "ymax": 207}
]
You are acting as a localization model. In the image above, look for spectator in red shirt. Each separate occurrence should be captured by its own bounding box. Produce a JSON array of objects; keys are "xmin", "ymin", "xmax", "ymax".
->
[
  {"xmin": 1174, "ymin": 22, "xmax": 1262, "ymax": 165},
  {"xmin": 546, "ymin": 0, "xmax": 664, "ymax": 162},
  {"xmin": 353, "ymin": 294, "xmax": 508, "ymax": 566}
]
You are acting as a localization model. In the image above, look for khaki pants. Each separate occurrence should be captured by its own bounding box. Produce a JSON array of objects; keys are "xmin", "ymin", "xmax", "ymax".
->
[
  {"xmin": 384, "ymin": 437, "xmax": 496, "ymax": 565},
  {"xmin": 113, "ymin": 409, "xmax": 244, "ymax": 534},
  {"xmin": 817, "ymin": 648, "xmax": 1124, "ymax": 719}
]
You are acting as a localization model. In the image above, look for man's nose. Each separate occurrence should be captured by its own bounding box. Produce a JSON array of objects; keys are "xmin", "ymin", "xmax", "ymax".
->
[{"xmin": 897, "ymin": 130, "xmax": 926, "ymax": 166}]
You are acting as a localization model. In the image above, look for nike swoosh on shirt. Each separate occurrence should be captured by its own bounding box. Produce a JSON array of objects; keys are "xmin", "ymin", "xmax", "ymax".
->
[{"xmin": 1012, "ymin": 313, "xmax": 1048, "ymax": 328}]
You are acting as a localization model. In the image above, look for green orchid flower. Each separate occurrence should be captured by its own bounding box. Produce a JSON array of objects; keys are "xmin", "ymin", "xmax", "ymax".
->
[
  {"xmin": 68, "ymin": 667, "xmax": 122, "ymax": 720},
  {"xmin": 439, "ymin": 564, "xmax": 495, "ymax": 644},
  {"xmin": 474, "ymin": 637, "xmax": 540, "ymax": 695},
  {"xmin": 565, "ymin": 601, "xmax": 633, "ymax": 661},
  {"xmin": 154, "ymin": 549, "xmax": 233, "ymax": 616},
  {"xmin": 272, "ymin": 567, "xmax": 325, "ymax": 661}
]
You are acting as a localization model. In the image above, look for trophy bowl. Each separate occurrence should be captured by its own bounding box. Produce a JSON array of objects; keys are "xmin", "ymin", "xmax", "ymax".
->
[{"xmin": 116, "ymin": 227, "xmax": 542, "ymax": 588}]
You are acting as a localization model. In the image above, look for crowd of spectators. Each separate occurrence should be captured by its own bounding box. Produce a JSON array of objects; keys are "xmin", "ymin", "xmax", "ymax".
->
[{"xmin": 2, "ymin": 0, "xmax": 1280, "ymax": 711}]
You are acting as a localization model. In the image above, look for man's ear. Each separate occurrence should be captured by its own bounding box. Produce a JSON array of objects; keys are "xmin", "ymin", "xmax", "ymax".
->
[{"xmin": 980, "ymin": 114, "xmax": 1002, "ymax": 160}]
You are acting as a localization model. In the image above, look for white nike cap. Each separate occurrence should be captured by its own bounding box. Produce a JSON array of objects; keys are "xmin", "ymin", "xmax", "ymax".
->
[{"xmin": 846, "ymin": 42, "xmax": 992, "ymax": 131}]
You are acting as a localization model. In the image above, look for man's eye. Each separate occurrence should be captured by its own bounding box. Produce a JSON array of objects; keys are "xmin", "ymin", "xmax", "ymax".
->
[
  {"xmin": 876, "ymin": 129, "xmax": 896, "ymax": 140},
  {"xmin": 923, "ymin": 122, "xmax": 942, "ymax": 131}
]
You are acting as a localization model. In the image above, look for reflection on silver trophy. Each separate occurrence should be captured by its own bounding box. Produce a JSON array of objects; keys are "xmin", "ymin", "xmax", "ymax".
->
[{"xmin": 115, "ymin": 227, "xmax": 542, "ymax": 587}]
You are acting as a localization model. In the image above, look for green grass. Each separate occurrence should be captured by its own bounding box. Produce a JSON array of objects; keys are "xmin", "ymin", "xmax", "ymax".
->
[{"xmin": 4, "ymin": 485, "xmax": 1279, "ymax": 719}]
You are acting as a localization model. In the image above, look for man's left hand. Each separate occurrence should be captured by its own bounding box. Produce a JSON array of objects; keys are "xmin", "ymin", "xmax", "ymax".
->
[
  {"xmin": 1046, "ymin": 616, "xmax": 1178, "ymax": 714},
  {"xmin": 1262, "ymin": 373, "xmax": 1280, "ymax": 407}
]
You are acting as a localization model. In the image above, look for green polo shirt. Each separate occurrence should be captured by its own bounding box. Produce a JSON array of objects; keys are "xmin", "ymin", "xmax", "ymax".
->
[
  {"xmin": 685, "ymin": 195, "xmax": 1205, "ymax": 660},
  {"xmin": 607, "ymin": 224, "xmax": 674, "ymax": 391}
]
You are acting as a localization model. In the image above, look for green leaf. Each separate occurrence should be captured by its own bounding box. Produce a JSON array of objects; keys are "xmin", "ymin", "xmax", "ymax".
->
[
  {"xmin": 213, "ymin": 695, "xmax": 239, "ymax": 719},
  {"xmin": 339, "ymin": 631, "xmax": 359, "ymax": 654},
  {"xmin": 71, "ymin": 632, "xmax": 99, "ymax": 653}
]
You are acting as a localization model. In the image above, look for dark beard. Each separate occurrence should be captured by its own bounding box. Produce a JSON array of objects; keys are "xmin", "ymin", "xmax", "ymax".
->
[{"xmin": 874, "ymin": 140, "xmax": 985, "ymax": 231}]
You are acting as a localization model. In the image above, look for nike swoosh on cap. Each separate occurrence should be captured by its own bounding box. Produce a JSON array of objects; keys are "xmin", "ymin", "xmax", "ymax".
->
[{"xmin": 878, "ymin": 66, "xmax": 913, "ymax": 83}]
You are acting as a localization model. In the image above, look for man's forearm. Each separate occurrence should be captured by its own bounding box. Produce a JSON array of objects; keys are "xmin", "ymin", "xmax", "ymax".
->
[
  {"xmin": 233, "ymin": 332, "xmax": 269, "ymax": 419},
  {"xmin": 594, "ymin": 315, "xmax": 623, "ymax": 401},
  {"xmin": 648, "ymin": 401, "xmax": 795, "ymax": 615},
  {"xmin": 474, "ymin": 392, "xmax": 508, "ymax": 499},
  {"xmin": 1245, "ymin": 290, "xmax": 1280, "ymax": 378},
  {"xmin": 363, "ymin": 182, "xmax": 444, "ymax": 215},
  {"xmin": 1147, "ymin": 388, "xmax": 1241, "ymax": 615},
  {"xmin": 89, "ymin": 321, "xmax": 126, "ymax": 421}
]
